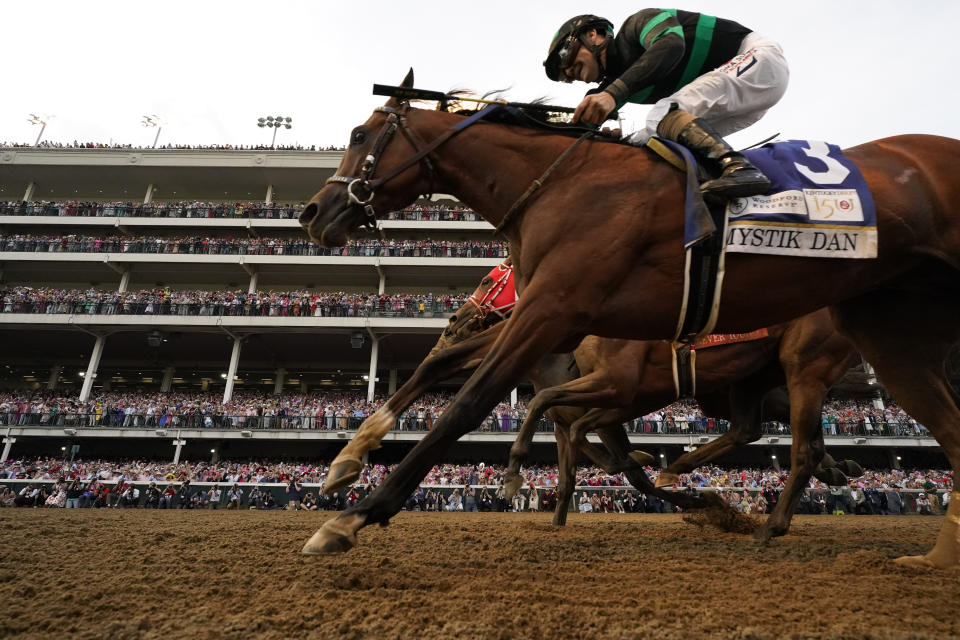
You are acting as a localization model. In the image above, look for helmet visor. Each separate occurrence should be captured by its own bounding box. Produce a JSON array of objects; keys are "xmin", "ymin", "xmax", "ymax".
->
[
  {"xmin": 545, "ymin": 35, "xmax": 581, "ymax": 83},
  {"xmin": 555, "ymin": 37, "xmax": 581, "ymax": 82}
]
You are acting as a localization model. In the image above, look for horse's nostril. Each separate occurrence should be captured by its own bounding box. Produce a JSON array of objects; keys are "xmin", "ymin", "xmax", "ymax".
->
[{"xmin": 299, "ymin": 203, "xmax": 318, "ymax": 226}]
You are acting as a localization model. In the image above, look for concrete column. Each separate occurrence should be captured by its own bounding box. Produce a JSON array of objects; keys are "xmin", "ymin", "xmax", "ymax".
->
[
  {"xmin": 378, "ymin": 271, "xmax": 386, "ymax": 295},
  {"xmin": 223, "ymin": 337, "xmax": 242, "ymax": 404},
  {"xmin": 388, "ymin": 368, "xmax": 398, "ymax": 395},
  {"xmin": 274, "ymin": 368, "xmax": 286, "ymax": 394},
  {"xmin": 863, "ymin": 362, "xmax": 886, "ymax": 410},
  {"xmin": 118, "ymin": 269, "xmax": 131, "ymax": 294},
  {"xmin": 47, "ymin": 364, "xmax": 63, "ymax": 391},
  {"xmin": 510, "ymin": 388, "xmax": 518, "ymax": 408},
  {"xmin": 248, "ymin": 271, "xmax": 258, "ymax": 294},
  {"xmin": 144, "ymin": 183, "xmax": 155, "ymax": 204},
  {"xmin": 367, "ymin": 334, "xmax": 380, "ymax": 402},
  {"xmin": 79, "ymin": 336, "xmax": 106, "ymax": 401},
  {"xmin": 888, "ymin": 449, "xmax": 901, "ymax": 470},
  {"xmin": 22, "ymin": 182, "xmax": 36, "ymax": 203},
  {"xmin": 172, "ymin": 438, "xmax": 186, "ymax": 464},
  {"xmin": 265, "ymin": 184, "xmax": 274, "ymax": 205},
  {"xmin": 300, "ymin": 382, "xmax": 308, "ymax": 393},
  {"xmin": 160, "ymin": 367, "xmax": 175, "ymax": 393},
  {"xmin": 1, "ymin": 431, "xmax": 15, "ymax": 462}
]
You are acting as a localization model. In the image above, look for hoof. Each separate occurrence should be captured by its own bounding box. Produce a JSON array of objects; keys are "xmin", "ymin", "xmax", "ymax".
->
[
  {"xmin": 754, "ymin": 523, "xmax": 785, "ymax": 542},
  {"xmin": 893, "ymin": 554, "xmax": 935, "ymax": 569},
  {"xmin": 835, "ymin": 459, "xmax": 864, "ymax": 479},
  {"xmin": 503, "ymin": 474, "xmax": 523, "ymax": 500},
  {"xmin": 655, "ymin": 472, "xmax": 680, "ymax": 488},
  {"xmin": 302, "ymin": 518, "xmax": 360, "ymax": 555},
  {"xmin": 628, "ymin": 450, "xmax": 655, "ymax": 466},
  {"xmin": 322, "ymin": 458, "xmax": 363, "ymax": 494},
  {"xmin": 813, "ymin": 467, "xmax": 847, "ymax": 487}
]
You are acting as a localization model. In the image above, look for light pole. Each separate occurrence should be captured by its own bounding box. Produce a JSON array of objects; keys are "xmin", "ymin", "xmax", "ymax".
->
[
  {"xmin": 141, "ymin": 115, "xmax": 164, "ymax": 148},
  {"xmin": 27, "ymin": 113, "xmax": 54, "ymax": 146},
  {"xmin": 257, "ymin": 115, "xmax": 292, "ymax": 147}
]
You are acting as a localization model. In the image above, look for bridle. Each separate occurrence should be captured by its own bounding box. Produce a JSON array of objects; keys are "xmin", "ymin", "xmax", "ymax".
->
[
  {"xmin": 468, "ymin": 261, "xmax": 516, "ymax": 321},
  {"xmin": 325, "ymin": 101, "xmax": 502, "ymax": 233}
]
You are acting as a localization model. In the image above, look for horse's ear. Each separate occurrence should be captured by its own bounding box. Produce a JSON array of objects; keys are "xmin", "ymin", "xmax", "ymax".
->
[{"xmin": 386, "ymin": 68, "xmax": 415, "ymax": 108}]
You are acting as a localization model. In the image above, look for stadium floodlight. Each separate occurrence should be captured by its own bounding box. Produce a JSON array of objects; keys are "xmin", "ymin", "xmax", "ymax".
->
[
  {"xmin": 257, "ymin": 114, "xmax": 294, "ymax": 146},
  {"xmin": 27, "ymin": 113, "xmax": 54, "ymax": 146},
  {"xmin": 141, "ymin": 114, "xmax": 165, "ymax": 148}
]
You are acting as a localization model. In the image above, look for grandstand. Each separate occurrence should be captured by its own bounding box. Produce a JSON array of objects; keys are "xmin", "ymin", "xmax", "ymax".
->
[{"xmin": 0, "ymin": 144, "xmax": 948, "ymax": 471}]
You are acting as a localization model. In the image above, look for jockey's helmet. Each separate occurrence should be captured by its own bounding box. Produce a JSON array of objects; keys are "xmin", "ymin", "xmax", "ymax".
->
[{"xmin": 543, "ymin": 15, "xmax": 614, "ymax": 82}]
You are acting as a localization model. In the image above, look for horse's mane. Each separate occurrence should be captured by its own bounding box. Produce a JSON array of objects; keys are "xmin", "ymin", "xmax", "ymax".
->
[{"xmin": 430, "ymin": 89, "xmax": 615, "ymax": 140}]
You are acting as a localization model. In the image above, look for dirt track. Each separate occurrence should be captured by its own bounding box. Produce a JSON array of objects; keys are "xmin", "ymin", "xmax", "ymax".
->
[{"xmin": 1, "ymin": 510, "xmax": 958, "ymax": 639}]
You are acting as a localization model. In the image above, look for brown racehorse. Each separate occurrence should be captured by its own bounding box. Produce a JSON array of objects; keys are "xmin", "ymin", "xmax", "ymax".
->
[
  {"xmin": 502, "ymin": 310, "xmax": 861, "ymax": 539},
  {"xmin": 299, "ymin": 70, "xmax": 960, "ymax": 567}
]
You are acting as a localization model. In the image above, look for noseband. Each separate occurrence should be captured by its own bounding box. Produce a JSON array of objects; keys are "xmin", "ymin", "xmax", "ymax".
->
[
  {"xmin": 469, "ymin": 261, "xmax": 517, "ymax": 321},
  {"xmin": 325, "ymin": 102, "xmax": 502, "ymax": 232}
]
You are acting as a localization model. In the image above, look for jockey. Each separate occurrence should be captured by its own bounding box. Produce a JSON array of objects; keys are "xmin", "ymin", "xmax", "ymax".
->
[{"xmin": 543, "ymin": 10, "xmax": 789, "ymax": 198}]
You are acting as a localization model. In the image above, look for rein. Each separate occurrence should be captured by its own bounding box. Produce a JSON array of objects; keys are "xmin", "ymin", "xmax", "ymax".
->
[
  {"xmin": 325, "ymin": 99, "xmax": 594, "ymax": 238},
  {"xmin": 495, "ymin": 130, "xmax": 594, "ymax": 236}
]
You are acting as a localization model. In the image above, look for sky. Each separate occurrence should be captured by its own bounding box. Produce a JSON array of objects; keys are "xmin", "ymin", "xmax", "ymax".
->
[{"xmin": 2, "ymin": 1, "xmax": 958, "ymax": 150}]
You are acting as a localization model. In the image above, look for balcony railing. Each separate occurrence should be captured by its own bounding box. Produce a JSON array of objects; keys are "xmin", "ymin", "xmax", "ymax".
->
[
  {"xmin": 1, "ymin": 298, "xmax": 467, "ymax": 319},
  {"xmin": 0, "ymin": 411, "xmax": 932, "ymax": 438}
]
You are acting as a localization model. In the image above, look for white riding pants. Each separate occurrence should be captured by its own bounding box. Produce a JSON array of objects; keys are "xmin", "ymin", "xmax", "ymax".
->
[{"xmin": 626, "ymin": 32, "xmax": 789, "ymax": 144}]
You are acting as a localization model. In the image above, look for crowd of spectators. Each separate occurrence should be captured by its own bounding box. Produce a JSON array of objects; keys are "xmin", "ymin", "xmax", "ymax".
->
[
  {"xmin": 0, "ymin": 391, "xmax": 929, "ymax": 438},
  {"xmin": 0, "ymin": 233, "xmax": 508, "ymax": 258},
  {"xmin": 634, "ymin": 398, "xmax": 928, "ymax": 438},
  {"xmin": 0, "ymin": 391, "xmax": 535, "ymax": 432},
  {"xmin": 0, "ymin": 141, "xmax": 344, "ymax": 151},
  {"xmin": 0, "ymin": 201, "xmax": 481, "ymax": 222},
  {"xmin": 0, "ymin": 457, "xmax": 951, "ymax": 516},
  {"xmin": 1, "ymin": 286, "xmax": 471, "ymax": 318}
]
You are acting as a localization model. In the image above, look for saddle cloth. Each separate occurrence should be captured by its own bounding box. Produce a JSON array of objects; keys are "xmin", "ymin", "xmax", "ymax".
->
[{"xmin": 727, "ymin": 140, "xmax": 878, "ymax": 259}]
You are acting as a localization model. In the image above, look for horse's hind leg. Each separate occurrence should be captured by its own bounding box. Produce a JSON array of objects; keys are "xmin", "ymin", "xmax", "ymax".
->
[
  {"xmin": 552, "ymin": 427, "xmax": 578, "ymax": 526},
  {"xmin": 657, "ymin": 382, "xmax": 768, "ymax": 488},
  {"xmin": 831, "ymin": 294, "xmax": 960, "ymax": 568},
  {"xmin": 757, "ymin": 322, "xmax": 857, "ymax": 540}
]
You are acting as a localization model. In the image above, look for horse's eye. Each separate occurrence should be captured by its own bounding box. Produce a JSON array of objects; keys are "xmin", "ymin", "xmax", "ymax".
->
[
  {"xmin": 350, "ymin": 129, "xmax": 367, "ymax": 146},
  {"xmin": 481, "ymin": 277, "xmax": 493, "ymax": 286}
]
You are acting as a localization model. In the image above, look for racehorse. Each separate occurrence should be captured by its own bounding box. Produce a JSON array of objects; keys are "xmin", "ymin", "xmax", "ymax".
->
[
  {"xmin": 299, "ymin": 70, "xmax": 960, "ymax": 567},
  {"xmin": 324, "ymin": 261, "xmax": 861, "ymax": 534}
]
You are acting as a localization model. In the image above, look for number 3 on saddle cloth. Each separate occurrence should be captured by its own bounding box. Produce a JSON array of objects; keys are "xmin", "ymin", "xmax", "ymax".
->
[{"xmin": 646, "ymin": 137, "xmax": 877, "ymax": 398}]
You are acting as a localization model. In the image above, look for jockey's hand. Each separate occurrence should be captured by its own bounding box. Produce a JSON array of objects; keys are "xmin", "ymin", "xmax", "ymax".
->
[
  {"xmin": 573, "ymin": 92, "xmax": 616, "ymax": 125},
  {"xmin": 600, "ymin": 127, "xmax": 622, "ymax": 138}
]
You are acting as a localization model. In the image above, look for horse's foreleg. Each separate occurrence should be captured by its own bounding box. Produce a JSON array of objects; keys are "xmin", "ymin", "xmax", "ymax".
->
[
  {"xmin": 323, "ymin": 325, "xmax": 502, "ymax": 493},
  {"xmin": 504, "ymin": 373, "xmax": 618, "ymax": 499},
  {"xmin": 552, "ymin": 427, "xmax": 577, "ymax": 526},
  {"xmin": 755, "ymin": 381, "xmax": 827, "ymax": 541},
  {"xmin": 303, "ymin": 307, "xmax": 567, "ymax": 554}
]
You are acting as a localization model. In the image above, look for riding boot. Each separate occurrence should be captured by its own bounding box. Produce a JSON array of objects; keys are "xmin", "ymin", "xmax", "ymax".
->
[{"xmin": 657, "ymin": 108, "xmax": 771, "ymax": 198}]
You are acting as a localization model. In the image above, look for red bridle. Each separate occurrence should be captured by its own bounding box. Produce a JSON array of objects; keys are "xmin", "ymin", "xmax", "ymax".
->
[{"xmin": 469, "ymin": 261, "xmax": 516, "ymax": 319}]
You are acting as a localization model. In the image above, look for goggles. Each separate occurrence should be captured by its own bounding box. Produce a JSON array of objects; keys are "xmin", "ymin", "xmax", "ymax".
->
[{"xmin": 553, "ymin": 36, "xmax": 581, "ymax": 83}]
